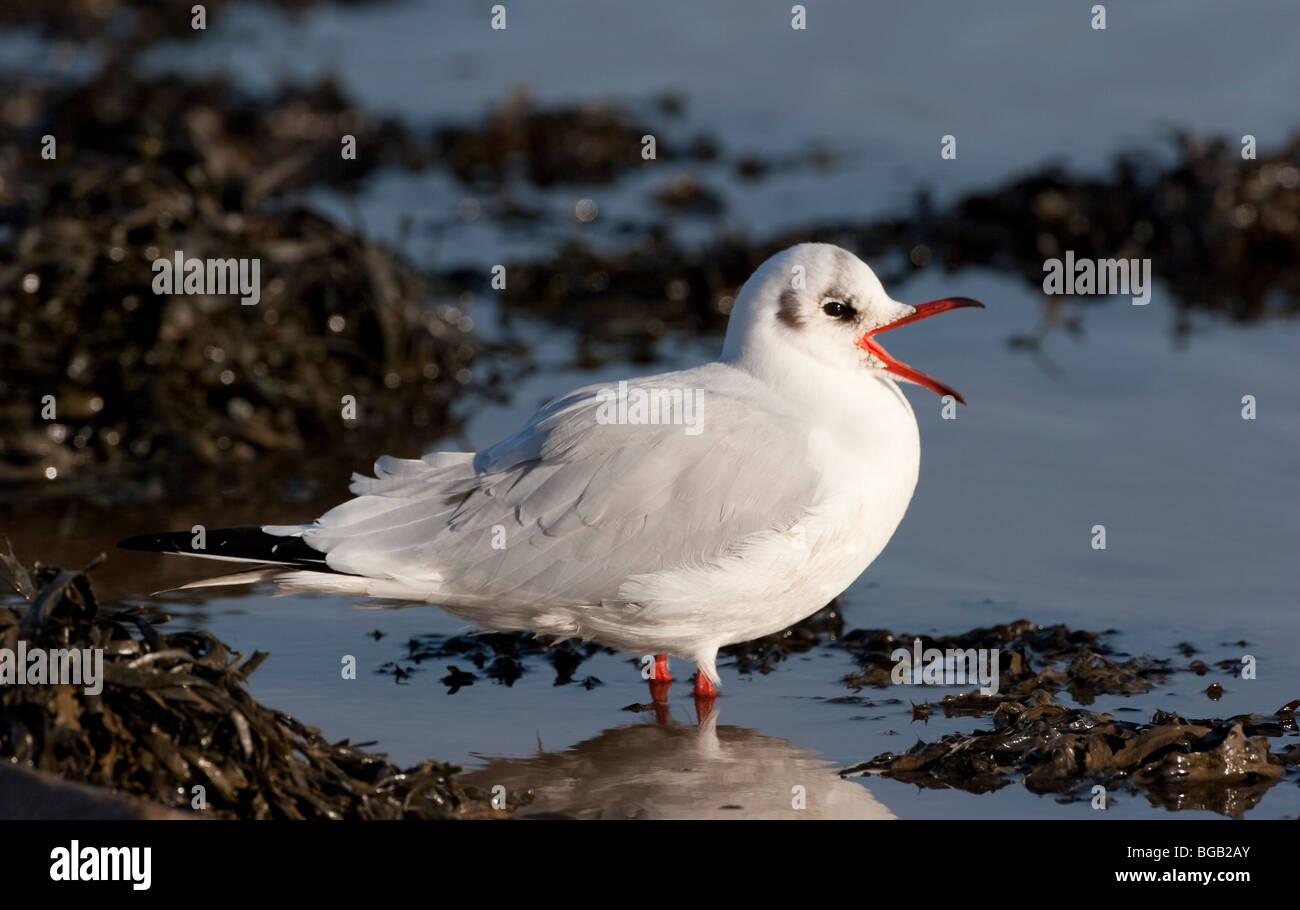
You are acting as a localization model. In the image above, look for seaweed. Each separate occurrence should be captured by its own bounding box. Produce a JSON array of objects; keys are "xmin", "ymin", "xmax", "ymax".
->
[
  {"xmin": 837, "ymin": 619, "xmax": 1170, "ymax": 703},
  {"xmin": 0, "ymin": 70, "xmax": 511, "ymax": 484},
  {"xmin": 383, "ymin": 629, "xmax": 614, "ymax": 690},
  {"xmin": 0, "ymin": 553, "xmax": 521, "ymax": 818},
  {"xmin": 838, "ymin": 619, "xmax": 1297, "ymax": 818}
]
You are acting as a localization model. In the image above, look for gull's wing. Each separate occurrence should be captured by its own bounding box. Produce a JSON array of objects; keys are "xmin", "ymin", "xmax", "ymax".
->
[{"xmin": 290, "ymin": 362, "xmax": 820, "ymax": 609}]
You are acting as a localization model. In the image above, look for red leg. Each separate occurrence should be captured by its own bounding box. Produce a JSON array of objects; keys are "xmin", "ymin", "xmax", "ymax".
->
[
  {"xmin": 693, "ymin": 665, "xmax": 718, "ymax": 722},
  {"xmin": 648, "ymin": 654, "xmax": 673, "ymax": 705}
]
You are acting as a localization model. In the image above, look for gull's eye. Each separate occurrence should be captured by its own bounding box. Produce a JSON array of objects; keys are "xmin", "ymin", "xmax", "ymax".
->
[{"xmin": 822, "ymin": 299, "xmax": 856, "ymax": 320}]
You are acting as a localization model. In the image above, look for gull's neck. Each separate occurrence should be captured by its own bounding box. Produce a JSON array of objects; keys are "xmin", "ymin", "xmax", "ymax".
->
[
  {"xmin": 723, "ymin": 335, "xmax": 914, "ymax": 431},
  {"xmin": 723, "ymin": 334, "xmax": 921, "ymax": 525}
]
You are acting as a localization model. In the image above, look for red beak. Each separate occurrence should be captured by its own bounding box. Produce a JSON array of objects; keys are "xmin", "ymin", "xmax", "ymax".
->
[{"xmin": 856, "ymin": 297, "xmax": 984, "ymax": 404}]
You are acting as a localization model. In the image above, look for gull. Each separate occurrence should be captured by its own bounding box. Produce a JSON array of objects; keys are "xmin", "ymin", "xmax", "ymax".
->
[{"xmin": 120, "ymin": 243, "xmax": 982, "ymax": 701}]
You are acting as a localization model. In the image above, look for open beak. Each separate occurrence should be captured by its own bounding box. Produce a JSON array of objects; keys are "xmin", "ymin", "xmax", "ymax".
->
[{"xmin": 856, "ymin": 297, "xmax": 984, "ymax": 404}]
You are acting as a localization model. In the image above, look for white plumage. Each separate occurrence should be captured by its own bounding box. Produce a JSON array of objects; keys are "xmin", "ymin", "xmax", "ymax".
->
[{"xmin": 140, "ymin": 243, "xmax": 982, "ymax": 693}]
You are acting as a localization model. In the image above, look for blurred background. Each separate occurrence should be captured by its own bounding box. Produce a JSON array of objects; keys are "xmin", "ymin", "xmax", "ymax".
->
[{"xmin": 1, "ymin": 0, "xmax": 1298, "ymax": 818}]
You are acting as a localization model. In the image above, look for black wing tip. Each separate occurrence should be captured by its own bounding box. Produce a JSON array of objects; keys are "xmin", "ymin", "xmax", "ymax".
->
[
  {"xmin": 117, "ymin": 531, "xmax": 191, "ymax": 553},
  {"xmin": 117, "ymin": 527, "xmax": 333, "ymax": 571}
]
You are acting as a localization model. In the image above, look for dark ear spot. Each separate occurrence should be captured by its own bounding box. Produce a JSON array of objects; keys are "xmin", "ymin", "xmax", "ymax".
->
[{"xmin": 776, "ymin": 288, "xmax": 804, "ymax": 328}]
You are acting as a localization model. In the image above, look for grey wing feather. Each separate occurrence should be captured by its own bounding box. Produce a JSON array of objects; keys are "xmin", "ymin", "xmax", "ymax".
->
[{"xmin": 297, "ymin": 364, "xmax": 818, "ymax": 608}]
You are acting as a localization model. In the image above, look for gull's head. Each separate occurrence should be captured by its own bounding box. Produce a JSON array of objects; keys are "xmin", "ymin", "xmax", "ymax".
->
[{"xmin": 721, "ymin": 243, "xmax": 983, "ymax": 403}]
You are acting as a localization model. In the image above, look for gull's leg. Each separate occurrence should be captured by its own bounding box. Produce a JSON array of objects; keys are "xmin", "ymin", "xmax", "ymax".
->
[
  {"xmin": 693, "ymin": 666, "xmax": 718, "ymax": 722},
  {"xmin": 692, "ymin": 665, "xmax": 717, "ymax": 698},
  {"xmin": 692, "ymin": 650, "xmax": 720, "ymax": 707},
  {"xmin": 648, "ymin": 653, "xmax": 672, "ymax": 705}
]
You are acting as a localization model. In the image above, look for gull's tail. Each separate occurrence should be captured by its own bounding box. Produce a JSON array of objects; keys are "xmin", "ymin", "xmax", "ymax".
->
[{"xmin": 117, "ymin": 527, "xmax": 343, "ymax": 593}]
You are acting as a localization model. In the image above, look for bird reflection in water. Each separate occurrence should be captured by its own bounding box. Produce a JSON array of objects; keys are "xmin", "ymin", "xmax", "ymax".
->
[{"xmin": 461, "ymin": 709, "xmax": 895, "ymax": 820}]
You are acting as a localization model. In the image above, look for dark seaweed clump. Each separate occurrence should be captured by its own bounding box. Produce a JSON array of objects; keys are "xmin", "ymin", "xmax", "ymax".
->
[
  {"xmin": 0, "ymin": 69, "xmax": 505, "ymax": 485},
  {"xmin": 429, "ymin": 90, "xmax": 815, "ymax": 198},
  {"xmin": 383, "ymin": 630, "xmax": 612, "ymax": 692},
  {"xmin": 837, "ymin": 620, "xmax": 1298, "ymax": 818},
  {"xmin": 477, "ymin": 135, "xmax": 1300, "ymax": 364},
  {"xmin": 907, "ymin": 134, "xmax": 1300, "ymax": 328},
  {"xmin": 847, "ymin": 699, "xmax": 1296, "ymax": 819},
  {"xmin": 0, "ymin": 554, "xmax": 520, "ymax": 818},
  {"xmin": 0, "ymin": 0, "xmax": 394, "ymax": 47},
  {"xmin": 838, "ymin": 619, "xmax": 1170, "ymax": 704},
  {"xmin": 435, "ymin": 90, "xmax": 671, "ymax": 191}
]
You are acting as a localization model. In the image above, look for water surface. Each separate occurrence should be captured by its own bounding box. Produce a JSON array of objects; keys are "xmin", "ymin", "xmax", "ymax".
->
[{"xmin": 4, "ymin": 0, "xmax": 1298, "ymax": 818}]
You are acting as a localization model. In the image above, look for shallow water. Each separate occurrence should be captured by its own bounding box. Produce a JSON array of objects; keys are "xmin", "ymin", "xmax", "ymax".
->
[
  {"xmin": 8, "ymin": 267, "xmax": 1298, "ymax": 818},
  {"xmin": 131, "ymin": 0, "xmax": 1300, "ymax": 248},
  {"xmin": 4, "ymin": 0, "xmax": 1299, "ymax": 817}
]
